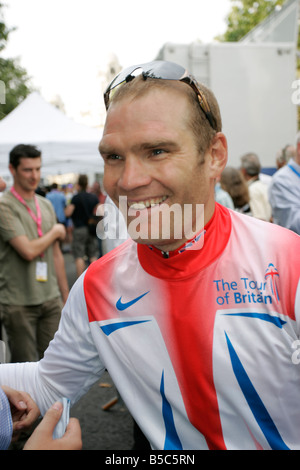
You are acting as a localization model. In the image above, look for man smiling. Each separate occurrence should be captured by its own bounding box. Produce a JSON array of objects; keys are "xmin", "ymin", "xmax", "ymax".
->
[
  {"xmin": 0, "ymin": 62, "xmax": 299, "ymax": 450},
  {"xmin": 99, "ymin": 72, "xmax": 224, "ymax": 250}
]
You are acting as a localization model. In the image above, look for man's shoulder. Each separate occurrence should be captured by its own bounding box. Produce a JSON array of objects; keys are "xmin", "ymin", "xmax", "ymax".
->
[
  {"xmin": 249, "ymin": 179, "xmax": 268, "ymax": 194},
  {"xmin": 84, "ymin": 239, "xmax": 135, "ymax": 277},
  {"xmin": 271, "ymin": 165, "xmax": 292, "ymax": 184},
  {"xmin": 87, "ymin": 192, "xmax": 99, "ymax": 203},
  {"xmin": 231, "ymin": 209, "xmax": 300, "ymax": 244},
  {"xmin": 36, "ymin": 193, "xmax": 53, "ymax": 207},
  {"xmin": 71, "ymin": 192, "xmax": 97, "ymax": 202},
  {"xmin": 0, "ymin": 191, "xmax": 16, "ymax": 209},
  {"xmin": 0, "ymin": 191, "xmax": 12, "ymax": 203}
]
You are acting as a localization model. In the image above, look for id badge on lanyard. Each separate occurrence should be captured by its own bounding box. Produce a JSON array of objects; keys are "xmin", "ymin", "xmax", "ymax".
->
[
  {"xmin": 10, "ymin": 187, "xmax": 48, "ymax": 282},
  {"xmin": 36, "ymin": 260, "xmax": 48, "ymax": 282}
]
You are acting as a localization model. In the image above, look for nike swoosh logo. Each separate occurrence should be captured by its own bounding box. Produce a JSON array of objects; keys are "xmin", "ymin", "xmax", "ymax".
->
[{"xmin": 116, "ymin": 291, "xmax": 150, "ymax": 311}]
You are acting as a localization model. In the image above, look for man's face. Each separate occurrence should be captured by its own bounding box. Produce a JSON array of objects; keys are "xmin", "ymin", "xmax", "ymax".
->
[
  {"xmin": 10, "ymin": 157, "xmax": 41, "ymax": 195},
  {"xmin": 99, "ymin": 86, "xmax": 219, "ymax": 251}
]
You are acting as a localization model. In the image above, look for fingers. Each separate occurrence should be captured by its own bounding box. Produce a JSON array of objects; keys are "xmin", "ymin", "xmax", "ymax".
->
[
  {"xmin": 23, "ymin": 402, "xmax": 64, "ymax": 450},
  {"xmin": 23, "ymin": 404, "xmax": 82, "ymax": 450},
  {"xmin": 11, "ymin": 390, "xmax": 40, "ymax": 431},
  {"xmin": 1, "ymin": 386, "xmax": 40, "ymax": 434},
  {"xmin": 37, "ymin": 401, "xmax": 64, "ymax": 434},
  {"xmin": 54, "ymin": 223, "xmax": 66, "ymax": 240},
  {"xmin": 1, "ymin": 385, "xmax": 28, "ymax": 411},
  {"xmin": 62, "ymin": 418, "xmax": 82, "ymax": 450}
]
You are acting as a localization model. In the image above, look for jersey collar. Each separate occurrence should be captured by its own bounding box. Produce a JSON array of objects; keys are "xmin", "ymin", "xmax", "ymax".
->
[{"xmin": 137, "ymin": 203, "xmax": 232, "ymax": 280}]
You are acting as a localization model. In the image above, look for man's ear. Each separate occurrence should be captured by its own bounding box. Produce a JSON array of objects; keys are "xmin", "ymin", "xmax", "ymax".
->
[
  {"xmin": 208, "ymin": 132, "xmax": 228, "ymax": 178},
  {"xmin": 8, "ymin": 163, "xmax": 16, "ymax": 178}
]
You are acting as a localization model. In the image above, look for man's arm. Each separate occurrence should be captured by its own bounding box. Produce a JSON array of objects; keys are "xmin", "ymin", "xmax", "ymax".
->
[
  {"xmin": 8, "ymin": 223, "xmax": 66, "ymax": 261},
  {"xmin": 0, "ymin": 274, "xmax": 105, "ymax": 415},
  {"xmin": 53, "ymin": 240, "xmax": 69, "ymax": 303}
]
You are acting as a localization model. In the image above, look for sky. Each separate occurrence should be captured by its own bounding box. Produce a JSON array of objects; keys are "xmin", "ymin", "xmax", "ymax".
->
[{"xmin": 2, "ymin": 0, "xmax": 232, "ymax": 127}]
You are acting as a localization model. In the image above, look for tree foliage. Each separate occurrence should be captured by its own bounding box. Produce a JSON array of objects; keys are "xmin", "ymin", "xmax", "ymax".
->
[
  {"xmin": 0, "ymin": 2, "xmax": 32, "ymax": 119},
  {"xmin": 216, "ymin": 0, "xmax": 287, "ymax": 42}
]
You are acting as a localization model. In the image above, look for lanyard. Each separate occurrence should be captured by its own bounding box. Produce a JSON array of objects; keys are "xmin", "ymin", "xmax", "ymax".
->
[
  {"xmin": 288, "ymin": 163, "xmax": 300, "ymax": 179},
  {"xmin": 10, "ymin": 187, "xmax": 43, "ymax": 237}
]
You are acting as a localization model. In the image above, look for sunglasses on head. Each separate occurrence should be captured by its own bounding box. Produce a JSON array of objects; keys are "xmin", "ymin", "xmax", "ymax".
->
[{"xmin": 104, "ymin": 60, "xmax": 217, "ymax": 131}]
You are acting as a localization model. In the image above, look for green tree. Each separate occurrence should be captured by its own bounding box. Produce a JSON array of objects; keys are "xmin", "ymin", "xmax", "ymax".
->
[
  {"xmin": 216, "ymin": 0, "xmax": 286, "ymax": 42},
  {"xmin": 0, "ymin": 2, "xmax": 32, "ymax": 119}
]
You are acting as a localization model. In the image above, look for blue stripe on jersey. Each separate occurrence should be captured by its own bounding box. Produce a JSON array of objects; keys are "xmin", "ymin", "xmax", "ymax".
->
[
  {"xmin": 100, "ymin": 320, "xmax": 150, "ymax": 336},
  {"xmin": 225, "ymin": 332, "xmax": 289, "ymax": 450},
  {"xmin": 160, "ymin": 371, "xmax": 183, "ymax": 450},
  {"xmin": 223, "ymin": 312, "xmax": 286, "ymax": 329}
]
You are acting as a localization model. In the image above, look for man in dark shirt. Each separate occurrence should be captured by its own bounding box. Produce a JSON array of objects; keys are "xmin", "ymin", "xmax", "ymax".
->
[{"xmin": 65, "ymin": 174, "xmax": 99, "ymax": 277}]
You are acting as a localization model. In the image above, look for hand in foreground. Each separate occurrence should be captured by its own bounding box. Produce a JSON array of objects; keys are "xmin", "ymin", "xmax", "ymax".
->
[
  {"xmin": 53, "ymin": 223, "xmax": 67, "ymax": 241},
  {"xmin": 23, "ymin": 401, "xmax": 82, "ymax": 450},
  {"xmin": 1, "ymin": 386, "xmax": 40, "ymax": 436}
]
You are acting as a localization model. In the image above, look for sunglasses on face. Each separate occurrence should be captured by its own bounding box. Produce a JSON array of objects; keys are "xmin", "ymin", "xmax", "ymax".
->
[{"xmin": 104, "ymin": 60, "xmax": 217, "ymax": 131}]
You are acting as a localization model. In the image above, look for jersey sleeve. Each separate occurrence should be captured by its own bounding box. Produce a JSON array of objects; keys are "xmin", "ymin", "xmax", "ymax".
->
[{"xmin": 0, "ymin": 273, "xmax": 106, "ymax": 415}]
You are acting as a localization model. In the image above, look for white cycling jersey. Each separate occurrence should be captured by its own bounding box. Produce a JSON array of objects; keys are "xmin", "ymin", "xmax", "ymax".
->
[{"xmin": 1, "ymin": 204, "xmax": 300, "ymax": 450}]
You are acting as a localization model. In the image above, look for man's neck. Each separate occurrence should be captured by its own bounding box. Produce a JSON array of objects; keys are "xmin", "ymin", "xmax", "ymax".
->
[{"xmin": 12, "ymin": 184, "xmax": 35, "ymax": 201}]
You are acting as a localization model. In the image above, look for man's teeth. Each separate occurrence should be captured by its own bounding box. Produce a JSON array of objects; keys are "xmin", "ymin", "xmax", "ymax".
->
[{"xmin": 129, "ymin": 196, "xmax": 167, "ymax": 210}]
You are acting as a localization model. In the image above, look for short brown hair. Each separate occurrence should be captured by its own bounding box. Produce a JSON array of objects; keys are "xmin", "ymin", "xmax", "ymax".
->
[
  {"xmin": 78, "ymin": 174, "xmax": 88, "ymax": 190},
  {"xmin": 9, "ymin": 144, "xmax": 41, "ymax": 169},
  {"xmin": 108, "ymin": 75, "xmax": 222, "ymax": 159},
  {"xmin": 220, "ymin": 166, "xmax": 249, "ymax": 208}
]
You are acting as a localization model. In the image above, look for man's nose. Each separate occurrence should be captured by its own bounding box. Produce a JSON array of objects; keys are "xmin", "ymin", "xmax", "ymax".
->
[
  {"xmin": 118, "ymin": 157, "xmax": 151, "ymax": 191},
  {"xmin": 32, "ymin": 169, "xmax": 40, "ymax": 179}
]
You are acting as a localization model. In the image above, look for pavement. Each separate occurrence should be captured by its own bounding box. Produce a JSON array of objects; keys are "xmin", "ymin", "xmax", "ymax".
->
[{"xmin": 70, "ymin": 371, "xmax": 135, "ymax": 450}]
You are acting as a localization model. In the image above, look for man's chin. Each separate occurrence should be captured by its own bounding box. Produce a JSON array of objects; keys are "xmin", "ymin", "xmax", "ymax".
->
[{"xmin": 129, "ymin": 231, "xmax": 181, "ymax": 252}]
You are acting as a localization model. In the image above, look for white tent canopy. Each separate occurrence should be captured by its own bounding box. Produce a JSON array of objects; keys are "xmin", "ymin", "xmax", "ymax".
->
[{"xmin": 0, "ymin": 92, "xmax": 103, "ymax": 178}]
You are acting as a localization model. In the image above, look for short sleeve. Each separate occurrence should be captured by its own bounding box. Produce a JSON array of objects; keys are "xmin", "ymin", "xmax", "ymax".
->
[{"xmin": 0, "ymin": 200, "xmax": 26, "ymax": 241}]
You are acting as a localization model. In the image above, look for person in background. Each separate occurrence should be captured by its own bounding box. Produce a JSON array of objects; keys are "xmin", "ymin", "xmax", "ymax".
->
[
  {"xmin": 269, "ymin": 135, "xmax": 300, "ymax": 235},
  {"xmin": 90, "ymin": 181, "xmax": 106, "ymax": 205},
  {"xmin": 46, "ymin": 183, "xmax": 67, "ymax": 226},
  {"xmin": 275, "ymin": 144, "xmax": 296, "ymax": 170},
  {"xmin": 240, "ymin": 153, "xmax": 272, "ymax": 221},
  {"xmin": 214, "ymin": 174, "xmax": 234, "ymax": 209},
  {"xmin": 0, "ymin": 144, "xmax": 69, "ymax": 363},
  {"xmin": 65, "ymin": 174, "xmax": 99, "ymax": 276},
  {"xmin": 220, "ymin": 166, "xmax": 252, "ymax": 215},
  {"xmin": 89, "ymin": 181, "xmax": 107, "ymax": 258},
  {"xmin": 61, "ymin": 184, "xmax": 75, "ymax": 247}
]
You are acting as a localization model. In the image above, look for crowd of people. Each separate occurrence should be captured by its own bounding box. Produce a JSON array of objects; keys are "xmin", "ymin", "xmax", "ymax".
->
[
  {"xmin": 215, "ymin": 143, "xmax": 300, "ymax": 233},
  {"xmin": 0, "ymin": 59, "xmax": 299, "ymax": 451}
]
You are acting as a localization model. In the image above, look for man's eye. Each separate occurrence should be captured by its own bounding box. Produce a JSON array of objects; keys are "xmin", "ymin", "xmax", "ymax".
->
[
  {"xmin": 106, "ymin": 154, "xmax": 121, "ymax": 161},
  {"xmin": 152, "ymin": 149, "xmax": 165, "ymax": 156}
]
